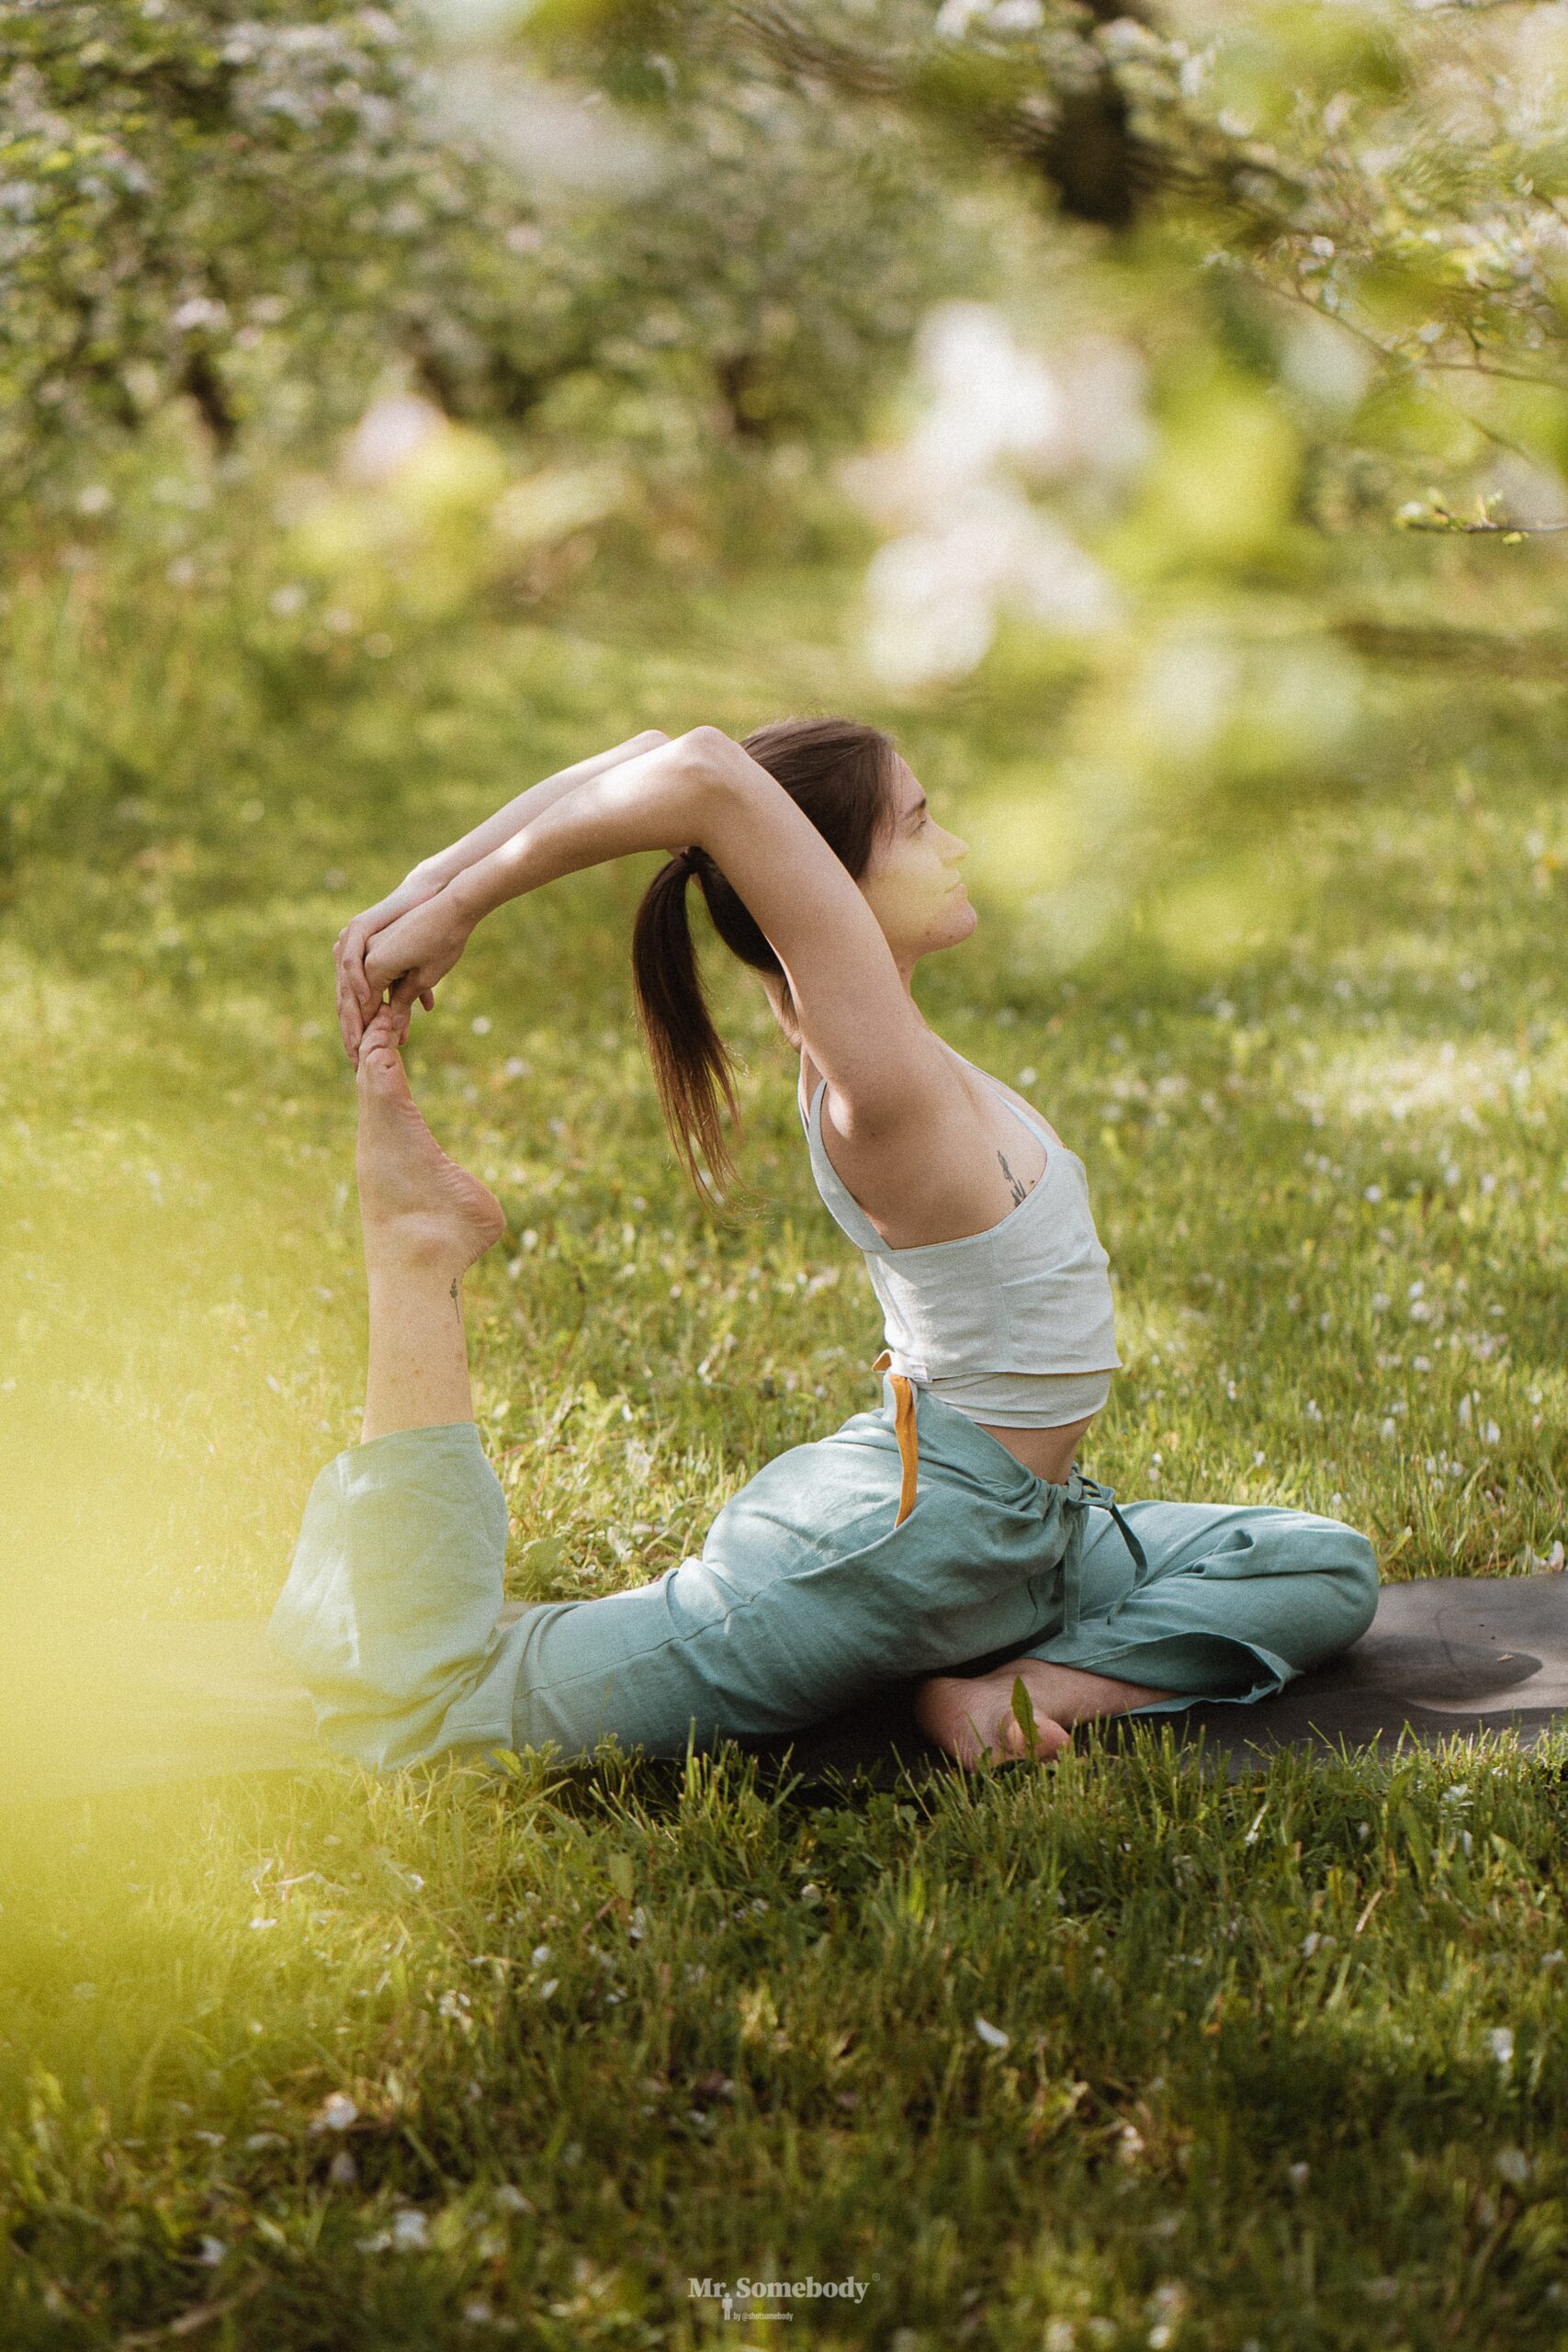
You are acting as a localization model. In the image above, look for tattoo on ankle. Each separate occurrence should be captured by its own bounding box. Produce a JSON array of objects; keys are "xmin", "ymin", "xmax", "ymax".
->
[{"xmin": 998, "ymin": 1149, "xmax": 1029, "ymax": 1206}]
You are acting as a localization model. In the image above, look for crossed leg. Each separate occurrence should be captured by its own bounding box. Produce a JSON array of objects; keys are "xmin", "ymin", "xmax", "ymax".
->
[{"xmin": 913, "ymin": 1659, "xmax": 1180, "ymax": 1771}]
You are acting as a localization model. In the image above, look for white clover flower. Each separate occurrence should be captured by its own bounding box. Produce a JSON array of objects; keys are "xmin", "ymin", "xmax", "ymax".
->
[{"xmin": 311, "ymin": 2093, "xmax": 359, "ymax": 2133}]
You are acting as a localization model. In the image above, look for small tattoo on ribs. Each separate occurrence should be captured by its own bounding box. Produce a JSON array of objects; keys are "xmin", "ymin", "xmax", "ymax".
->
[{"xmin": 998, "ymin": 1149, "xmax": 1030, "ymax": 1206}]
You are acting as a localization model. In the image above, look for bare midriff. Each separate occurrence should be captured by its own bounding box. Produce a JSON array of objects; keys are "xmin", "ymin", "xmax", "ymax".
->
[{"xmin": 976, "ymin": 1412, "xmax": 1097, "ymax": 1487}]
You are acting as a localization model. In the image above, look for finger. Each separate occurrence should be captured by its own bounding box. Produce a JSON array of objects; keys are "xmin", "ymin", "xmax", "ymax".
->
[
  {"xmin": 335, "ymin": 942, "xmax": 370, "ymax": 1041},
  {"xmin": 336, "ymin": 958, "xmax": 367, "ymax": 1039},
  {"xmin": 344, "ymin": 940, "xmax": 374, "ymax": 1019},
  {"xmin": 334, "ymin": 976, "xmax": 356, "ymax": 1061},
  {"xmin": 421, "ymin": 988, "xmax": 434, "ymax": 1012}
]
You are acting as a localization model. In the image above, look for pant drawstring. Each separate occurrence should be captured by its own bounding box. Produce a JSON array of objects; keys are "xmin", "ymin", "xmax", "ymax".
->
[
  {"xmin": 1074, "ymin": 1477, "xmax": 1147, "ymax": 1576},
  {"xmin": 1061, "ymin": 1472, "xmax": 1145, "ymax": 1643}
]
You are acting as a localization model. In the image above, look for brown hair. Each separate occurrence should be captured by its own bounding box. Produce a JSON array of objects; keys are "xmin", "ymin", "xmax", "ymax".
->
[{"xmin": 630, "ymin": 716, "xmax": 900, "ymax": 1205}]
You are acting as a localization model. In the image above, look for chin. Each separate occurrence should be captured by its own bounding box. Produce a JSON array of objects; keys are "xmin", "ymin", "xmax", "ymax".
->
[{"xmin": 920, "ymin": 908, "xmax": 976, "ymax": 960}]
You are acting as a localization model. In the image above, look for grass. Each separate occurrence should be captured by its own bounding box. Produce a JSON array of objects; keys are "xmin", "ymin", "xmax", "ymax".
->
[{"xmin": 1, "ymin": 539, "xmax": 1566, "ymax": 2346}]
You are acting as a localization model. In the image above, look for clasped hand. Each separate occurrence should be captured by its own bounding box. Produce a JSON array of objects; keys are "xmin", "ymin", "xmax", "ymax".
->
[
  {"xmin": 331, "ymin": 726, "xmax": 680, "ymax": 1062},
  {"xmin": 334, "ymin": 879, "xmax": 472, "ymax": 1062}
]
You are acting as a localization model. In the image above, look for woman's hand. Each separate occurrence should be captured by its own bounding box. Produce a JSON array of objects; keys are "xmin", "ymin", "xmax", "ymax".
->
[
  {"xmin": 359, "ymin": 890, "xmax": 476, "ymax": 1051},
  {"xmin": 333, "ymin": 735, "xmax": 675, "ymax": 1060},
  {"xmin": 334, "ymin": 870, "xmax": 445, "ymax": 1062}
]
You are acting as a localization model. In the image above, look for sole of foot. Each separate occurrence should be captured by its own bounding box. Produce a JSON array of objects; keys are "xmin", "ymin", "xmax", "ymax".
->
[
  {"xmin": 915, "ymin": 1669, "xmax": 1074, "ymax": 1770},
  {"xmin": 355, "ymin": 1005, "xmax": 506, "ymax": 1275}
]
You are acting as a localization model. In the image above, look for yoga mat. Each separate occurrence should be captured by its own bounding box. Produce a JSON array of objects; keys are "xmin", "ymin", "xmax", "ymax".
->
[{"xmin": 738, "ymin": 1569, "xmax": 1568, "ymax": 1786}]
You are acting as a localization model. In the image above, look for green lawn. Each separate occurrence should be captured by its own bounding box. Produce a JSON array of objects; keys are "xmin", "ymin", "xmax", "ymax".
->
[{"xmin": 1, "ymin": 552, "xmax": 1565, "ymax": 2346}]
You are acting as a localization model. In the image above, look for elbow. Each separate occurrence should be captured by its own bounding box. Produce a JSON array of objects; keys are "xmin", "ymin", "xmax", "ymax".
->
[
  {"xmin": 665, "ymin": 728, "xmax": 752, "ymax": 845},
  {"xmin": 677, "ymin": 725, "xmax": 744, "ymax": 790}
]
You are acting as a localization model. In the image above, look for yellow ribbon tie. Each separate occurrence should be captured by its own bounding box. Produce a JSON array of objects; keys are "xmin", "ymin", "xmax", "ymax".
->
[{"xmin": 874, "ymin": 1349, "xmax": 919, "ymax": 1528}]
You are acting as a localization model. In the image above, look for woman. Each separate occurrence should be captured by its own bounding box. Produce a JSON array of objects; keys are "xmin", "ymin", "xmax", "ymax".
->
[{"xmin": 272, "ymin": 720, "xmax": 1378, "ymax": 1772}]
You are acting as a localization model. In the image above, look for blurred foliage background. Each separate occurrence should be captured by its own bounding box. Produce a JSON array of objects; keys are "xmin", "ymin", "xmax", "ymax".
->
[{"xmin": 6, "ymin": 0, "xmax": 1568, "ymax": 944}]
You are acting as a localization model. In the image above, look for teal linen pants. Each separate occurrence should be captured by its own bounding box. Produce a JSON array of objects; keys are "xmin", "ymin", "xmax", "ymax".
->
[{"xmin": 268, "ymin": 1374, "xmax": 1379, "ymax": 1772}]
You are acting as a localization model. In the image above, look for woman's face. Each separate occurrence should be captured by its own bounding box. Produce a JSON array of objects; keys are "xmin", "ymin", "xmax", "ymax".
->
[{"xmin": 858, "ymin": 756, "xmax": 975, "ymax": 970}]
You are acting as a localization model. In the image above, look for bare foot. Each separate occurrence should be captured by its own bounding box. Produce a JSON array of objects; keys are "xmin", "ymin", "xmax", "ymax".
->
[
  {"xmin": 915, "ymin": 1662, "xmax": 1074, "ymax": 1770},
  {"xmin": 355, "ymin": 1005, "xmax": 505, "ymax": 1275}
]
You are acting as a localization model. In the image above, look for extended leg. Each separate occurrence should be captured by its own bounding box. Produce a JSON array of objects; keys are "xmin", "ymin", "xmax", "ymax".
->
[
  {"xmin": 269, "ymin": 1009, "xmax": 520, "ymax": 1770},
  {"xmin": 354, "ymin": 1004, "xmax": 506, "ymax": 1442}
]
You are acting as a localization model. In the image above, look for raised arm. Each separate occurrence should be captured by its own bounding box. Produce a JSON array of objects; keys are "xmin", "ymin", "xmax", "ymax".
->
[
  {"xmin": 359, "ymin": 729, "xmax": 736, "ymax": 1036},
  {"xmin": 409, "ymin": 728, "xmax": 672, "ymax": 894},
  {"xmin": 687, "ymin": 730, "xmax": 952, "ymax": 1137},
  {"xmin": 362, "ymin": 727, "xmax": 951, "ymax": 1147},
  {"xmin": 457, "ymin": 725, "xmax": 948, "ymax": 1131},
  {"xmin": 444, "ymin": 729, "xmax": 731, "ymax": 922},
  {"xmin": 334, "ymin": 729, "xmax": 669, "ymax": 1058}
]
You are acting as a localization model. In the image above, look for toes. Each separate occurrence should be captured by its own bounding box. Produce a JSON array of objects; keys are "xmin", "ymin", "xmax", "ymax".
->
[{"xmin": 356, "ymin": 1008, "xmax": 402, "ymax": 1076}]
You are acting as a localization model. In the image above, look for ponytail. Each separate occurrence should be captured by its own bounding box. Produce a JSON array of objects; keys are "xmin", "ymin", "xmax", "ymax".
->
[
  {"xmin": 630, "ymin": 849, "xmax": 746, "ymax": 1205},
  {"xmin": 630, "ymin": 717, "xmax": 898, "ymax": 1207}
]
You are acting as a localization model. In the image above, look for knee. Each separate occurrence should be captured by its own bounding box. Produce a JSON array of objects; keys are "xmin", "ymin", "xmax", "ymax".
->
[
  {"xmin": 1295, "ymin": 1519, "xmax": 1379, "ymax": 1650},
  {"xmin": 1334, "ymin": 1529, "xmax": 1380, "ymax": 1644}
]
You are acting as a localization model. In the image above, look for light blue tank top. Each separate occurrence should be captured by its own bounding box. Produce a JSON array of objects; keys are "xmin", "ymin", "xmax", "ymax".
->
[{"xmin": 798, "ymin": 1056, "xmax": 1121, "ymax": 1430}]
